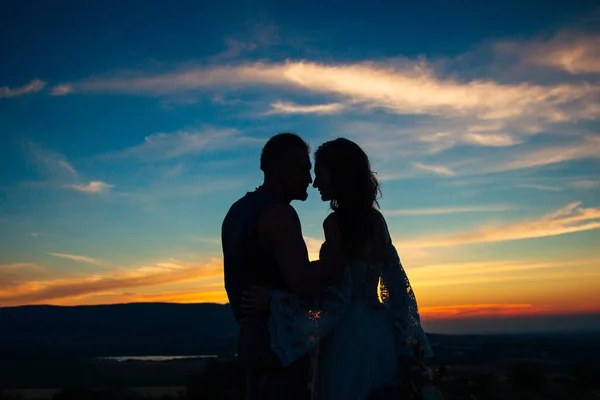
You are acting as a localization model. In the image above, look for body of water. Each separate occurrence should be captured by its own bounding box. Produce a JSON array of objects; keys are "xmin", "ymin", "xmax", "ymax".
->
[{"xmin": 98, "ymin": 355, "xmax": 218, "ymax": 362}]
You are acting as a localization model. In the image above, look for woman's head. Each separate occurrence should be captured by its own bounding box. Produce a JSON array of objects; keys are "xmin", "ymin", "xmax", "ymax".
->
[
  {"xmin": 313, "ymin": 138, "xmax": 381, "ymax": 251},
  {"xmin": 313, "ymin": 138, "xmax": 380, "ymax": 208}
]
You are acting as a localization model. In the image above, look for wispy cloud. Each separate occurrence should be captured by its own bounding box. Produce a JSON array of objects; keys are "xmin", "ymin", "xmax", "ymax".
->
[
  {"xmin": 483, "ymin": 137, "xmax": 600, "ymax": 174},
  {"xmin": 0, "ymin": 79, "xmax": 46, "ymax": 98},
  {"xmin": 516, "ymin": 184, "xmax": 564, "ymax": 192},
  {"xmin": 210, "ymin": 22, "xmax": 282, "ymax": 62},
  {"xmin": 99, "ymin": 128, "xmax": 260, "ymax": 162},
  {"xmin": 417, "ymin": 136, "xmax": 600, "ymax": 178},
  {"xmin": 463, "ymin": 132, "xmax": 523, "ymax": 147},
  {"xmin": 384, "ymin": 205, "xmax": 510, "ymax": 216},
  {"xmin": 48, "ymin": 253, "xmax": 104, "ymax": 266},
  {"xmin": 50, "ymin": 84, "xmax": 72, "ymax": 96},
  {"xmin": 399, "ymin": 201, "xmax": 600, "ymax": 248},
  {"xmin": 572, "ymin": 179, "xmax": 600, "ymax": 190},
  {"xmin": 412, "ymin": 162, "xmax": 455, "ymax": 176},
  {"xmin": 496, "ymin": 31, "xmax": 600, "ymax": 75},
  {"xmin": 53, "ymin": 60, "xmax": 600, "ymax": 122},
  {"xmin": 516, "ymin": 179, "xmax": 599, "ymax": 192},
  {"xmin": 377, "ymin": 171, "xmax": 414, "ymax": 182},
  {"xmin": 0, "ymin": 263, "xmax": 46, "ymax": 290},
  {"xmin": 48, "ymin": 28, "xmax": 600, "ymax": 177},
  {"xmin": 24, "ymin": 142, "xmax": 116, "ymax": 194},
  {"xmin": 26, "ymin": 141, "xmax": 78, "ymax": 183},
  {"xmin": 267, "ymin": 101, "xmax": 347, "ymax": 115},
  {"xmin": 65, "ymin": 180, "xmax": 114, "ymax": 194},
  {"xmin": 0, "ymin": 258, "xmax": 223, "ymax": 306},
  {"xmin": 115, "ymin": 178, "xmax": 244, "ymax": 204},
  {"xmin": 0, "ymin": 263, "xmax": 44, "ymax": 272},
  {"xmin": 417, "ymin": 126, "xmax": 523, "ymax": 153}
]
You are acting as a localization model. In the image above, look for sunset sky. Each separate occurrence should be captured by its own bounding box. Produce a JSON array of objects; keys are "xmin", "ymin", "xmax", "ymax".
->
[{"xmin": 1, "ymin": 0, "xmax": 599, "ymax": 333}]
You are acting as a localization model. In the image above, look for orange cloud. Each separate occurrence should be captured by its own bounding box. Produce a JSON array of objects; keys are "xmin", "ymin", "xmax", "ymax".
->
[
  {"xmin": 420, "ymin": 303, "xmax": 600, "ymax": 320},
  {"xmin": 0, "ymin": 258, "xmax": 223, "ymax": 307},
  {"xmin": 41, "ymin": 286, "xmax": 229, "ymax": 306},
  {"xmin": 420, "ymin": 303, "xmax": 541, "ymax": 319},
  {"xmin": 0, "ymin": 263, "xmax": 47, "ymax": 290},
  {"xmin": 120, "ymin": 287, "xmax": 228, "ymax": 304}
]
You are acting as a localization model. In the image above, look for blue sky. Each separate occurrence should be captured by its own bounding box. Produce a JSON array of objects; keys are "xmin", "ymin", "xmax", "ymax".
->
[{"xmin": 1, "ymin": 0, "xmax": 600, "ymax": 332}]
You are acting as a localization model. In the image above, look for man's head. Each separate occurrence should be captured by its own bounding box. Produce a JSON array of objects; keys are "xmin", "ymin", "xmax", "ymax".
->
[{"xmin": 260, "ymin": 133, "xmax": 312, "ymax": 202}]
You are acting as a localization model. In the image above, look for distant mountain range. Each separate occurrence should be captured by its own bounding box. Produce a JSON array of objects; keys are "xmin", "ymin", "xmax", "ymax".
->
[
  {"xmin": 0, "ymin": 303, "xmax": 239, "ymax": 359},
  {"xmin": 2, "ymin": 302, "xmax": 599, "ymax": 361}
]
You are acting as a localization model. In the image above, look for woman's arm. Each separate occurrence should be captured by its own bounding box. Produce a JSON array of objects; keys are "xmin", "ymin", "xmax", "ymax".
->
[{"xmin": 319, "ymin": 212, "xmax": 349, "ymax": 267}]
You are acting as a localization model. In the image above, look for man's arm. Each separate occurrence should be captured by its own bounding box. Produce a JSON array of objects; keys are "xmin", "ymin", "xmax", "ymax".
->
[{"xmin": 258, "ymin": 204, "xmax": 346, "ymax": 296}]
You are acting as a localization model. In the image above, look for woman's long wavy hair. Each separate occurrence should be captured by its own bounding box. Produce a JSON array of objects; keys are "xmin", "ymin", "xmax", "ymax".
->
[{"xmin": 314, "ymin": 138, "xmax": 382, "ymax": 255}]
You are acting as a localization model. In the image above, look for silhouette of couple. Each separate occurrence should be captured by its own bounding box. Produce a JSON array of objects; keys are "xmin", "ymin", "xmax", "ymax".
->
[{"xmin": 222, "ymin": 133, "xmax": 436, "ymax": 400}]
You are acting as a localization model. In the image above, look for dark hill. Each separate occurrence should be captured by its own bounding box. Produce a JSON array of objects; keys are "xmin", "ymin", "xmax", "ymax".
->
[
  {"xmin": 0, "ymin": 303, "xmax": 238, "ymax": 359},
  {"xmin": 2, "ymin": 303, "xmax": 599, "ymax": 366}
]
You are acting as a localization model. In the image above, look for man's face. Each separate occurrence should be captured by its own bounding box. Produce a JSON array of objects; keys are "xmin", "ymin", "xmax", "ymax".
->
[{"xmin": 278, "ymin": 148, "xmax": 313, "ymax": 201}]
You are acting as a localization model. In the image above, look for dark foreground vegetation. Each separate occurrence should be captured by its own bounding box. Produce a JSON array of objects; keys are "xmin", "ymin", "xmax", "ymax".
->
[{"xmin": 1, "ymin": 357, "xmax": 600, "ymax": 400}]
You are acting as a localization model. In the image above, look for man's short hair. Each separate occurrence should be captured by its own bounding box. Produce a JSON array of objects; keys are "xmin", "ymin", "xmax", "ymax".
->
[{"xmin": 260, "ymin": 133, "xmax": 309, "ymax": 174}]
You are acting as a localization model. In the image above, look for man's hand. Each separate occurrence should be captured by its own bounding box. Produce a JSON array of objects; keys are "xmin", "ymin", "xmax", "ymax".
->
[{"xmin": 240, "ymin": 285, "xmax": 271, "ymax": 322}]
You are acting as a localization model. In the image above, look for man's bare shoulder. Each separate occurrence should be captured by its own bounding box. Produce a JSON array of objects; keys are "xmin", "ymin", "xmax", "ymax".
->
[
  {"xmin": 258, "ymin": 203, "xmax": 301, "ymax": 235},
  {"xmin": 263, "ymin": 203, "xmax": 299, "ymax": 221}
]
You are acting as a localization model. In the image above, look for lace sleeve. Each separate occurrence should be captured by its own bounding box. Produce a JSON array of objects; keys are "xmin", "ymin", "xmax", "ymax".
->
[
  {"xmin": 380, "ymin": 244, "xmax": 433, "ymax": 359},
  {"xmin": 268, "ymin": 267, "xmax": 351, "ymax": 367}
]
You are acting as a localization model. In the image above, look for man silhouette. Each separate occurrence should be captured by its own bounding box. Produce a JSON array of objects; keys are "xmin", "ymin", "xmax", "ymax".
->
[{"xmin": 221, "ymin": 133, "xmax": 343, "ymax": 400}]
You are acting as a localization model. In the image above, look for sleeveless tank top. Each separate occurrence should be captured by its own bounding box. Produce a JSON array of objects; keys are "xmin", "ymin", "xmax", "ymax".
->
[{"xmin": 221, "ymin": 186, "xmax": 290, "ymax": 322}]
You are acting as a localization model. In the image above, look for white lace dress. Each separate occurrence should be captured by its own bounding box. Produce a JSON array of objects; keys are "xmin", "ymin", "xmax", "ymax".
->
[{"xmin": 268, "ymin": 243, "xmax": 433, "ymax": 399}]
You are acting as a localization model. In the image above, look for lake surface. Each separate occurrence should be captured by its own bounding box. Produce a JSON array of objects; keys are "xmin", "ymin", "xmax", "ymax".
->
[{"xmin": 98, "ymin": 355, "xmax": 218, "ymax": 361}]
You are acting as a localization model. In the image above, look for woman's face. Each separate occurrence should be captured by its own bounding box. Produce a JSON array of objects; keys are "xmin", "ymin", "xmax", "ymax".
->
[{"xmin": 313, "ymin": 161, "xmax": 334, "ymax": 202}]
